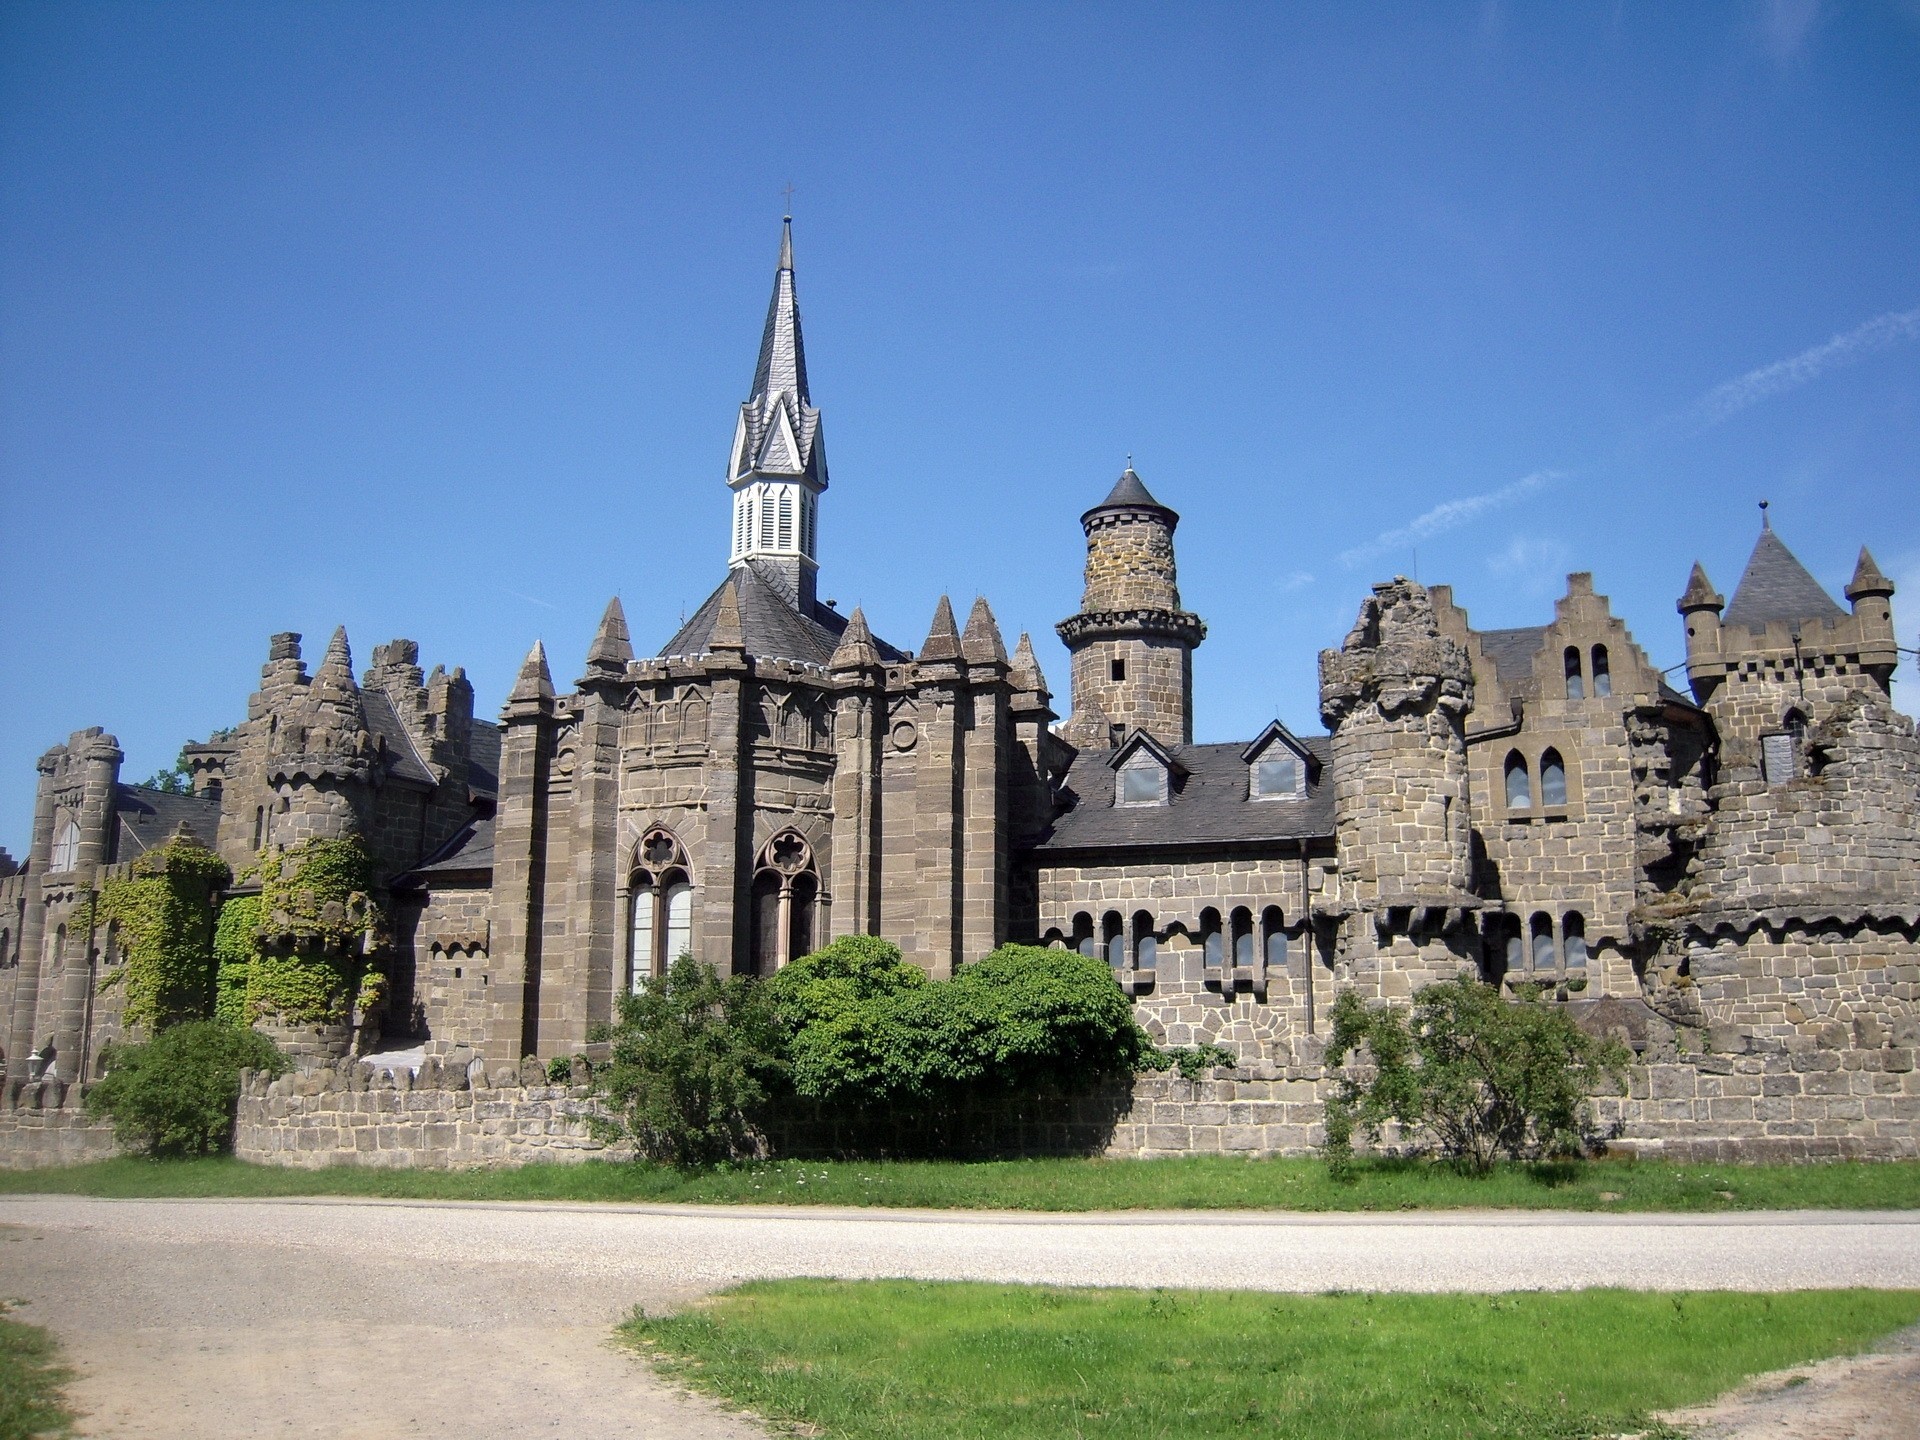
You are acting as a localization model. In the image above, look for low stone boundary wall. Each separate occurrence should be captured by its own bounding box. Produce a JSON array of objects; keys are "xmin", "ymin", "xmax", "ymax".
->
[
  {"xmin": 223, "ymin": 1039, "xmax": 1920, "ymax": 1170},
  {"xmin": 234, "ymin": 1056, "xmax": 631, "ymax": 1169},
  {"xmin": 0, "ymin": 1082, "xmax": 122, "ymax": 1169}
]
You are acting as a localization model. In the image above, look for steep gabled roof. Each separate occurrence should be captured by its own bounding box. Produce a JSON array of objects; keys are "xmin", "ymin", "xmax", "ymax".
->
[
  {"xmin": 659, "ymin": 563, "xmax": 905, "ymax": 666},
  {"xmin": 112, "ymin": 785, "xmax": 220, "ymax": 859},
  {"xmin": 1475, "ymin": 626, "xmax": 1549, "ymax": 685},
  {"xmin": 1723, "ymin": 528, "xmax": 1846, "ymax": 631}
]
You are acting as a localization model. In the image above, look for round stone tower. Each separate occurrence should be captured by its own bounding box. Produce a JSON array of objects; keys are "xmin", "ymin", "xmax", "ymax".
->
[
  {"xmin": 1318, "ymin": 578, "xmax": 1478, "ymax": 982},
  {"xmin": 1055, "ymin": 467, "xmax": 1206, "ymax": 749}
]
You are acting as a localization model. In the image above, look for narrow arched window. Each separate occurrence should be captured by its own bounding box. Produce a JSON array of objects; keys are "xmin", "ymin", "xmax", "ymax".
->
[
  {"xmin": 1530, "ymin": 913, "xmax": 1555, "ymax": 974},
  {"xmin": 788, "ymin": 872, "xmax": 818, "ymax": 965},
  {"xmin": 1262, "ymin": 906, "xmax": 1287, "ymax": 970},
  {"xmin": 800, "ymin": 493, "xmax": 815, "ymax": 555},
  {"xmin": 1131, "ymin": 911, "xmax": 1156, "ymax": 972},
  {"xmin": 1540, "ymin": 749, "xmax": 1568, "ymax": 807},
  {"xmin": 1563, "ymin": 912, "xmax": 1587, "ymax": 970},
  {"xmin": 1230, "ymin": 907, "xmax": 1255, "ymax": 970},
  {"xmin": 759, "ymin": 491, "xmax": 777, "ymax": 548},
  {"xmin": 1072, "ymin": 912, "xmax": 1096, "ymax": 959},
  {"xmin": 1103, "ymin": 912, "xmax": 1125, "ymax": 971},
  {"xmin": 253, "ymin": 807, "xmax": 265, "ymax": 850},
  {"xmin": 663, "ymin": 878, "xmax": 693, "ymax": 967},
  {"xmin": 1590, "ymin": 645, "xmax": 1611, "ymax": 697},
  {"xmin": 777, "ymin": 488, "xmax": 794, "ymax": 548},
  {"xmin": 750, "ymin": 871, "xmax": 783, "ymax": 976},
  {"xmin": 1200, "ymin": 908, "xmax": 1223, "ymax": 971},
  {"xmin": 49, "ymin": 819, "xmax": 80, "ymax": 873},
  {"xmin": 1504, "ymin": 917, "xmax": 1524, "ymax": 974},
  {"xmin": 628, "ymin": 879, "xmax": 656, "ymax": 991},
  {"xmin": 1564, "ymin": 646, "xmax": 1584, "ymax": 700},
  {"xmin": 1504, "ymin": 751, "xmax": 1532, "ymax": 810}
]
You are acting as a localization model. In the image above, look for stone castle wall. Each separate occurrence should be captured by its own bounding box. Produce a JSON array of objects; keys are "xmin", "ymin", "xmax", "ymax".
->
[{"xmin": 0, "ymin": 1083, "xmax": 121, "ymax": 1169}]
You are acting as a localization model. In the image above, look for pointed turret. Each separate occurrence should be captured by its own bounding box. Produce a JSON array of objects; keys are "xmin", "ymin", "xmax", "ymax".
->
[
  {"xmin": 313, "ymin": 626, "xmax": 357, "ymax": 696},
  {"xmin": 1679, "ymin": 562, "xmax": 1723, "ymax": 614},
  {"xmin": 584, "ymin": 597, "xmax": 634, "ymax": 678},
  {"xmin": 828, "ymin": 606, "xmax": 882, "ymax": 671},
  {"xmin": 961, "ymin": 596, "xmax": 1008, "ymax": 666},
  {"xmin": 1846, "ymin": 546, "xmax": 1895, "ymax": 603},
  {"xmin": 1009, "ymin": 633, "xmax": 1049, "ymax": 697},
  {"xmin": 510, "ymin": 640, "xmax": 554, "ymax": 702},
  {"xmin": 919, "ymin": 595, "xmax": 963, "ymax": 663},
  {"xmin": 726, "ymin": 219, "xmax": 828, "ymax": 608}
]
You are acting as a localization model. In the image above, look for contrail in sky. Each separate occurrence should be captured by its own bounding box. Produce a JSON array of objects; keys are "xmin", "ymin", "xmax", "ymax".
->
[
  {"xmin": 1694, "ymin": 305, "xmax": 1920, "ymax": 427},
  {"xmin": 1338, "ymin": 470, "xmax": 1559, "ymax": 569}
]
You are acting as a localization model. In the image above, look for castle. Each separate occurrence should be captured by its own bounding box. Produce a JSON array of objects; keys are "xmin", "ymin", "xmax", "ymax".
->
[{"xmin": 5, "ymin": 221, "xmax": 1919, "ymax": 1158}]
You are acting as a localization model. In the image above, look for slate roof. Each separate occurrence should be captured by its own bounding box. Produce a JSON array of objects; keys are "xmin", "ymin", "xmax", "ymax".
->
[
  {"xmin": 1029, "ymin": 737, "xmax": 1335, "ymax": 854},
  {"xmin": 361, "ymin": 689, "xmax": 440, "ymax": 787},
  {"xmin": 659, "ymin": 562, "xmax": 905, "ymax": 666},
  {"xmin": 1475, "ymin": 626, "xmax": 1548, "ymax": 685},
  {"xmin": 393, "ymin": 815, "xmax": 495, "ymax": 887},
  {"xmin": 112, "ymin": 785, "xmax": 221, "ymax": 859},
  {"xmin": 1082, "ymin": 466, "xmax": 1176, "ymax": 524},
  {"xmin": 466, "ymin": 721, "xmax": 500, "ymax": 800},
  {"xmin": 1723, "ymin": 528, "xmax": 1847, "ymax": 631}
]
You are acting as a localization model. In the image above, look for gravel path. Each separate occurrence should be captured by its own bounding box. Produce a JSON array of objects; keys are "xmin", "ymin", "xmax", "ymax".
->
[{"xmin": 4, "ymin": 1197, "xmax": 1919, "ymax": 1438}]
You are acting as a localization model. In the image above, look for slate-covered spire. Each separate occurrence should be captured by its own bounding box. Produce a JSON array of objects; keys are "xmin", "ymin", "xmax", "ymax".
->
[
  {"xmin": 584, "ymin": 597, "xmax": 634, "ymax": 677},
  {"xmin": 727, "ymin": 218, "xmax": 829, "ymax": 609},
  {"xmin": 1722, "ymin": 522, "xmax": 1846, "ymax": 630},
  {"xmin": 1678, "ymin": 562, "xmax": 1724, "ymax": 614}
]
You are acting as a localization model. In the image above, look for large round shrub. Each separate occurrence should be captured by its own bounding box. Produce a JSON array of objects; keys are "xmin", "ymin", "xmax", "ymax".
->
[{"xmin": 87, "ymin": 1020, "xmax": 289, "ymax": 1158}]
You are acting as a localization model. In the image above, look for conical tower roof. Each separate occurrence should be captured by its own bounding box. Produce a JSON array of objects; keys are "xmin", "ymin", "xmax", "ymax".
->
[
  {"xmin": 1081, "ymin": 465, "xmax": 1177, "ymax": 529},
  {"xmin": 730, "ymin": 218, "xmax": 826, "ymax": 488},
  {"xmin": 1722, "ymin": 525, "xmax": 1845, "ymax": 630}
]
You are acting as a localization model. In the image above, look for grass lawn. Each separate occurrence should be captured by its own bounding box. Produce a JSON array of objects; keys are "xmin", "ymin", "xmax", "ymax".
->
[
  {"xmin": 3, "ymin": 1152, "xmax": 1919, "ymax": 1211},
  {"xmin": 0, "ymin": 1305, "xmax": 74, "ymax": 1440},
  {"xmin": 626, "ymin": 1281, "xmax": 1920, "ymax": 1440}
]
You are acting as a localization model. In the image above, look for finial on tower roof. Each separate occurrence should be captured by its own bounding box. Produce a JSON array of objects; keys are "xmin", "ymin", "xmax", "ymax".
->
[{"xmin": 1760, "ymin": 499, "xmax": 1771, "ymax": 531}]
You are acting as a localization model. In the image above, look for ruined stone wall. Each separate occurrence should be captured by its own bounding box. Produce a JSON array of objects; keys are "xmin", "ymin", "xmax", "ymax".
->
[{"xmin": 0, "ymin": 1085, "xmax": 121, "ymax": 1170}]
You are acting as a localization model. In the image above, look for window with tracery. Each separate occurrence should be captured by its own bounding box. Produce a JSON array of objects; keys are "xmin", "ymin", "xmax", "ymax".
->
[
  {"xmin": 748, "ymin": 829, "xmax": 820, "ymax": 976},
  {"xmin": 628, "ymin": 828, "xmax": 693, "ymax": 990}
]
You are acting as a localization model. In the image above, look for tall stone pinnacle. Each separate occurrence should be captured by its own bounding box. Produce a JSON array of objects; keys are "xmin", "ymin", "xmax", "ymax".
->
[
  {"xmin": 960, "ymin": 596, "xmax": 1008, "ymax": 665},
  {"xmin": 1009, "ymin": 632, "xmax": 1049, "ymax": 695},
  {"xmin": 315, "ymin": 626, "xmax": 356, "ymax": 688},
  {"xmin": 1847, "ymin": 546, "xmax": 1895, "ymax": 601},
  {"xmin": 828, "ymin": 606, "xmax": 881, "ymax": 670},
  {"xmin": 708, "ymin": 577, "xmax": 746, "ymax": 652},
  {"xmin": 510, "ymin": 640, "xmax": 554, "ymax": 702},
  {"xmin": 919, "ymin": 595, "xmax": 963, "ymax": 663},
  {"xmin": 585, "ymin": 597, "xmax": 634, "ymax": 675}
]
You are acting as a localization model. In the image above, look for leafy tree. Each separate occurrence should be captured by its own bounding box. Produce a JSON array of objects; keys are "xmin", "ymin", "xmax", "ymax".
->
[
  {"xmin": 137, "ymin": 746, "xmax": 195, "ymax": 794},
  {"xmin": 593, "ymin": 956, "xmax": 787, "ymax": 1169},
  {"xmin": 764, "ymin": 939, "xmax": 1151, "ymax": 1107},
  {"xmin": 1323, "ymin": 978, "xmax": 1630, "ymax": 1174},
  {"xmin": 87, "ymin": 1020, "xmax": 288, "ymax": 1157}
]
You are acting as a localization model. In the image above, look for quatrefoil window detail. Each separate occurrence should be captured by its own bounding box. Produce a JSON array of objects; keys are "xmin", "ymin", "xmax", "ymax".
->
[
  {"xmin": 640, "ymin": 832, "xmax": 679, "ymax": 868},
  {"xmin": 768, "ymin": 833, "xmax": 809, "ymax": 873}
]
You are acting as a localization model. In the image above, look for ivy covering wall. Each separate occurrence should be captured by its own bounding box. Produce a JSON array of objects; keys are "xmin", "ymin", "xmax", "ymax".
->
[
  {"xmin": 244, "ymin": 837, "xmax": 382, "ymax": 1026},
  {"xmin": 97, "ymin": 837, "xmax": 232, "ymax": 1033},
  {"xmin": 212, "ymin": 893, "xmax": 260, "ymax": 1028}
]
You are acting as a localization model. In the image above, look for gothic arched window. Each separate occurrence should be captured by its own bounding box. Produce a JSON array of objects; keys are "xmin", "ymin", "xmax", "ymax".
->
[
  {"xmin": 1590, "ymin": 645, "xmax": 1611, "ymax": 698},
  {"xmin": 628, "ymin": 828, "xmax": 693, "ymax": 989},
  {"xmin": 49, "ymin": 819, "xmax": 80, "ymax": 874},
  {"xmin": 1564, "ymin": 646, "xmax": 1584, "ymax": 700},
  {"xmin": 1540, "ymin": 749, "xmax": 1568, "ymax": 807},
  {"xmin": 1504, "ymin": 752, "xmax": 1532, "ymax": 810},
  {"xmin": 749, "ymin": 830, "xmax": 819, "ymax": 975}
]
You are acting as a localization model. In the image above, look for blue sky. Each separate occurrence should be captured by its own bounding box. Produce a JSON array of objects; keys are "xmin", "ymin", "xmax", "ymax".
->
[{"xmin": 3, "ymin": 2, "xmax": 1918, "ymax": 852}]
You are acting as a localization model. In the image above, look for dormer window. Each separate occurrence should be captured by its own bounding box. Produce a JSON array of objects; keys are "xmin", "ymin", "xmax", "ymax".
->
[
  {"xmin": 1242, "ymin": 720, "xmax": 1316, "ymax": 802},
  {"xmin": 1118, "ymin": 759, "xmax": 1166, "ymax": 806},
  {"xmin": 1108, "ymin": 729, "xmax": 1183, "ymax": 807},
  {"xmin": 1255, "ymin": 756, "xmax": 1299, "ymax": 798}
]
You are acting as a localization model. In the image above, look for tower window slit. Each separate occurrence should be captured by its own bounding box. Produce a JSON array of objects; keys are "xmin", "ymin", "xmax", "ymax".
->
[{"xmin": 778, "ymin": 489, "xmax": 794, "ymax": 548}]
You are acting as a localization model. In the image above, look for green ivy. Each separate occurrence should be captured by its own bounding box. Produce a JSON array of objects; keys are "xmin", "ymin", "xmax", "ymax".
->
[
  {"xmin": 211, "ymin": 895, "xmax": 260, "ymax": 1028},
  {"xmin": 96, "ymin": 837, "xmax": 231, "ymax": 1033},
  {"xmin": 245, "ymin": 837, "xmax": 382, "ymax": 1027}
]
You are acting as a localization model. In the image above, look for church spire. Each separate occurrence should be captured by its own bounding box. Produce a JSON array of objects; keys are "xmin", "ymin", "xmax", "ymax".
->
[{"xmin": 727, "ymin": 218, "xmax": 828, "ymax": 610}]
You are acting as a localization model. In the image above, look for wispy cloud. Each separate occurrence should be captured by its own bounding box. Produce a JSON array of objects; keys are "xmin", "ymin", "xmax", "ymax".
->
[
  {"xmin": 1694, "ymin": 305, "xmax": 1920, "ymax": 427},
  {"xmin": 1275, "ymin": 570, "xmax": 1315, "ymax": 594},
  {"xmin": 1338, "ymin": 470, "xmax": 1559, "ymax": 568},
  {"xmin": 504, "ymin": 588, "xmax": 559, "ymax": 611},
  {"xmin": 1761, "ymin": 0, "xmax": 1821, "ymax": 63}
]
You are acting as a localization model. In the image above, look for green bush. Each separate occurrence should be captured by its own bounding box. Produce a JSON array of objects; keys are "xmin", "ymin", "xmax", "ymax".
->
[
  {"xmin": 765, "ymin": 939, "xmax": 1151, "ymax": 1107},
  {"xmin": 86, "ymin": 1020, "xmax": 289, "ymax": 1158},
  {"xmin": 593, "ymin": 956, "xmax": 787, "ymax": 1169},
  {"xmin": 1324, "ymin": 977, "xmax": 1631, "ymax": 1174}
]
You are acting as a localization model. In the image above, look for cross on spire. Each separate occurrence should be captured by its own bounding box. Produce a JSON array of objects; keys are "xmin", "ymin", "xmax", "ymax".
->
[{"xmin": 781, "ymin": 181, "xmax": 797, "ymax": 217}]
